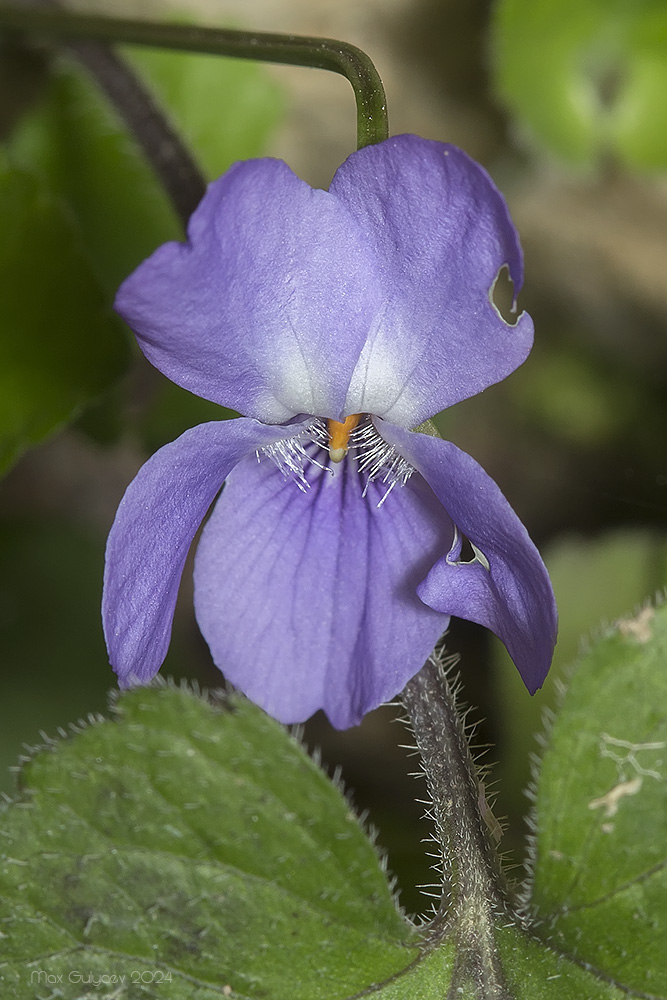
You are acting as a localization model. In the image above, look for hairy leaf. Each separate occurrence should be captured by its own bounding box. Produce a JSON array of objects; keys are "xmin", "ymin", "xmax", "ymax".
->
[
  {"xmin": 529, "ymin": 600, "xmax": 667, "ymax": 995},
  {"xmin": 2, "ymin": 604, "xmax": 665, "ymax": 996},
  {"xmin": 0, "ymin": 685, "xmax": 418, "ymax": 999}
]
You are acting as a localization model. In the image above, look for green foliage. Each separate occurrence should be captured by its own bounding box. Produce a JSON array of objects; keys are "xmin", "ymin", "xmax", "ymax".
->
[
  {"xmin": 1, "ymin": 38, "xmax": 282, "ymax": 471},
  {"xmin": 9, "ymin": 43, "xmax": 282, "ymax": 293},
  {"xmin": 0, "ymin": 158, "xmax": 129, "ymax": 474},
  {"xmin": 493, "ymin": 529, "xmax": 667, "ymax": 897},
  {"xmin": 9, "ymin": 60, "xmax": 180, "ymax": 294},
  {"xmin": 1, "ymin": 598, "xmax": 665, "ymax": 997},
  {"xmin": 495, "ymin": 926, "xmax": 628, "ymax": 998},
  {"xmin": 530, "ymin": 600, "xmax": 667, "ymax": 995},
  {"xmin": 492, "ymin": 0, "xmax": 667, "ymax": 169},
  {"xmin": 125, "ymin": 38, "xmax": 283, "ymax": 184},
  {"xmin": 0, "ymin": 686, "xmax": 418, "ymax": 999}
]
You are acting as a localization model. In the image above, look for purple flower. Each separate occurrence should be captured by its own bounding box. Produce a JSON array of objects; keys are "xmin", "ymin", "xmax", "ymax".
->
[{"xmin": 103, "ymin": 134, "xmax": 557, "ymax": 729}]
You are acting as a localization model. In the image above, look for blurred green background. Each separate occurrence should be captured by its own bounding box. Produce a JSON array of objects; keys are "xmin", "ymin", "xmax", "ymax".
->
[{"xmin": 1, "ymin": 0, "xmax": 666, "ymax": 918}]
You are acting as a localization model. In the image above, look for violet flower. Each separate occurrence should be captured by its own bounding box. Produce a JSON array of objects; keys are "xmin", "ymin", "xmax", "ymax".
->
[{"xmin": 103, "ymin": 134, "xmax": 557, "ymax": 729}]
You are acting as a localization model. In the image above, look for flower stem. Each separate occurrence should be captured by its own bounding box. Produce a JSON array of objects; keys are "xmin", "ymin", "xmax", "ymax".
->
[
  {"xmin": 401, "ymin": 655, "xmax": 515, "ymax": 998},
  {"xmin": 0, "ymin": 7, "xmax": 389, "ymax": 152}
]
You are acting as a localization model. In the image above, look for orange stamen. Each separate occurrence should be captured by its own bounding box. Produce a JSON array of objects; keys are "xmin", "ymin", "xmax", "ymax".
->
[{"xmin": 327, "ymin": 414, "xmax": 362, "ymax": 462}]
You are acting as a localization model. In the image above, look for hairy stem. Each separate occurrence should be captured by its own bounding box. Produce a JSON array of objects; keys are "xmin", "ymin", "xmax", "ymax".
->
[{"xmin": 402, "ymin": 655, "xmax": 516, "ymax": 998}]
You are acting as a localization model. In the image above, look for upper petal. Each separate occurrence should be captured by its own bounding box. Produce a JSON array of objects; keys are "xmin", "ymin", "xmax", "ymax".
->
[
  {"xmin": 103, "ymin": 417, "xmax": 306, "ymax": 685},
  {"xmin": 115, "ymin": 159, "xmax": 382, "ymax": 424},
  {"xmin": 330, "ymin": 135, "xmax": 534, "ymax": 427},
  {"xmin": 380, "ymin": 422, "xmax": 557, "ymax": 692},
  {"xmin": 193, "ymin": 447, "xmax": 452, "ymax": 728}
]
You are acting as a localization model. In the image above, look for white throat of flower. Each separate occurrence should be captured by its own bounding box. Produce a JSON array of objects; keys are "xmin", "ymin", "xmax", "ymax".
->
[{"xmin": 257, "ymin": 416, "xmax": 414, "ymax": 508}]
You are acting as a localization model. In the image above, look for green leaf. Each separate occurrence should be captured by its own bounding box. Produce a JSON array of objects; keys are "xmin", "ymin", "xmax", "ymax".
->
[
  {"xmin": 495, "ymin": 925, "xmax": 629, "ymax": 998},
  {"xmin": 492, "ymin": 528, "xmax": 667, "ymax": 849},
  {"xmin": 492, "ymin": 0, "xmax": 667, "ymax": 169},
  {"xmin": 0, "ymin": 685, "xmax": 421, "ymax": 999},
  {"xmin": 9, "ymin": 38, "xmax": 282, "ymax": 293},
  {"xmin": 1, "ymin": 643, "xmax": 664, "ymax": 996},
  {"xmin": 530, "ymin": 599, "xmax": 667, "ymax": 995},
  {"xmin": 8, "ymin": 60, "xmax": 179, "ymax": 294},
  {"xmin": 0, "ymin": 159, "xmax": 129, "ymax": 474},
  {"xmin": 3, "ymin": 38, "xmax": 281, "ymax": 466}
]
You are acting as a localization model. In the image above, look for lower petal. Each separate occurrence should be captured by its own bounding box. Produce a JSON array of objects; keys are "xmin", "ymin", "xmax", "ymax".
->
[
  {"xmin": 193, "ymin": 450, "xmax": 452, "ymax": 728},
  {"xmin": 103, "ymin": 417, "xmax": 304, "ymax": 686},
  {"xmin": 380, "ymin": 422, "xmax": 557, "ymax": 693}
]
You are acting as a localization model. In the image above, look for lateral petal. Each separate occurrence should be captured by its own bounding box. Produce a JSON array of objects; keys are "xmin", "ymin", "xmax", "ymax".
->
[
  {"xmin": 103, "ymin": 417, "xmax": 304, "ymax": 685},
  {"xmin": 331, "ymin": 135, "xmax": 534, "ymax": 427},
  {"xmin": 193, "ymin": 449, "xmax": 452, "ymax": 728},
  {"xmin": 380, "ymin": 422, "xmax": 557, "ymax": 693}
]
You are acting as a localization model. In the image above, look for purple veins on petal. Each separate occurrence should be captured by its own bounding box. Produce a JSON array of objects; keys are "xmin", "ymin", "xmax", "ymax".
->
[
  {"xmin": 379, "ymin": 421, "xmax": 558, "ymax": 694},
  {"xmin": 102, "ymin": 417, "xmax": 311, "ymax": 687},
  {"xmin": 103, "ymin": 132, "xmax": 557, "ymax": 726},
  {"xmin": 193, "ymin": 429, "xmax": 452, "ymax": 729},
  {"xmin": 330, "ymin": 135, "xmax": 534, "ymax": 427}
]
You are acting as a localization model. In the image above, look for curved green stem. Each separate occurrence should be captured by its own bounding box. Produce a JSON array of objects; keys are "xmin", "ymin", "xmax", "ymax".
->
[{"xmin": 0, "ymin": 7, "xmax": 389, "ymax": 149}]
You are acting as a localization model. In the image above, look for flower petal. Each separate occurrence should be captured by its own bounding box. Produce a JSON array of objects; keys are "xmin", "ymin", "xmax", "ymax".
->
[
  {"xmin": 380, "ymin": 422, "xmax": 557, "ymax": 692},
  {"xmin": 115, "ymin": 159, "xmax": 382, "ymax": 424},
  {"xmin": 103, "ymin": 417, "xmax": 305, "ymax": 685},
  {"xmin": 330, "ymin": 135, "xmax": 534, "ymax": 427},
  {"xmin": 193, "ymin": 450, "xmax": 452, "ymax": 728}
]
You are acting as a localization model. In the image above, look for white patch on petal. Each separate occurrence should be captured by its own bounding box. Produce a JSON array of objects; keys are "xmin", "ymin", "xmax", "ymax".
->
[
  {"xmin": 343, "ymin": 308, "xmax": 422, "ymax": 427},
  {"xmin": 264, "ymin": 317, "xmax": 343, "ymax": 421},
  {"xmin": 267, "ymin": 324, "xmax": 319, "ymax": 417}
]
